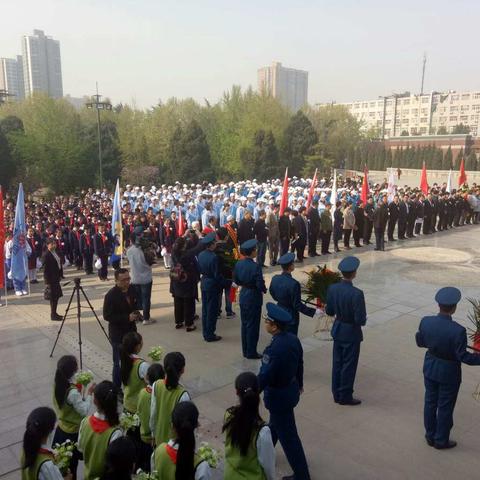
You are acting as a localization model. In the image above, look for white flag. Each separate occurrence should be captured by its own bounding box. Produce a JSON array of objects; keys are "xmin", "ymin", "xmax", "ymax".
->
[
  {"xmin": 330, "ymin": 169, "xmax": 337, "ymax": 218},
  {"xmin": 446, "ymin": 169, "xmax": 452, "ymax": 193},
  {"xmin": 387, "ymin": 168, "xmax": 396, "ymax": 203}
]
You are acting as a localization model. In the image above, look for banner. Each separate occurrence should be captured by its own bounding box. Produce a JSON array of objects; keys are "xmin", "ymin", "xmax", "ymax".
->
[
  {"xmin": 387, "ymin": 168, "xmax": 397, "ymax": 203},
  {"xmin": 11, "ymin": 183, "xmax": 27, "ymax": 283},
  {"xmin": 360, "ymin": 166, "xmax": 369, "ymax": 206},
  {"xmin": 279, "ymin": 168, "xmax": 289, "ymax": 216},
  {"xmin": 111, "ymin": 179, "xmax": 123, "ymax": 258},
  {"xmin": 306, "ymin": 168, "xmax": 317, "ymax": 209},
  {"xmin": 0, "ymin": 186, "xmax": 4, "ymax": 289},
  {"xmin": 331, "ymin": 169, "xmax": 337, "ymax": 217},
  {"xmin": 420, "ymin": 162, "xmax": 429, "ymax": 195},
  {"xmin": 446, "ymin": 169, "xmax": 452, "ymax": 193},
  {"xmin": 177, "ymin": 206, "xmax": 185, "ymax": 236},
  {"xmin": 458, "ymin": 157, "xmax": 467, "ymax": 187}
]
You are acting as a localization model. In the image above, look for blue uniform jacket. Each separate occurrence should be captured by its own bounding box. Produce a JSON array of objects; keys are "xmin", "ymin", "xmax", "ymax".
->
[
  {"xmin": 325, "ymin": 280, "xmax": 367, "ymax": 343},
  {"xmin": 258, "ymin": 331, "xmax": 304, "ymax": 412},
  {"xmin": 233, "ymin": 258, "xmax": 266, "ymax": 306},
  {"xmin": 197, "ymin": 250, "xmax": 225, "ymax": 292},
  {"xmin": 416, "ymin": 313, "xmax": 480, "ymax": 384},
  {"xmin": 269, "ymin": 272, "xmax": 315, "ymax": 325}
]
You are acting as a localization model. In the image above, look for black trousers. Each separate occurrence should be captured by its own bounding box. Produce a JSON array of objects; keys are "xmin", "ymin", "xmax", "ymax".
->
[
  {"xmin": 320, "ymin": 231, "xmax": 331, "ymax": 254},
  {"xmin": 174, "ymin": 296, "xmax": 195, "ymax": 327},
  {"xmin": 363, "ymin": 220, "xmax": 373, "ymax": 244},
  {"xmin": 374, "ymin": 227, "xmax": 385, "ymax": 250},
  {"xmin": 353, "ymin": 227, "xmax": 362, "ymax": 247},
  {"xmin": 280, "ymin": 238, "xmax": 290, "ymax": 256},
  {"xmin": 387, "ymin": 218, "xmax": 397, "ymax": 240},
  {"xmin": 295, "ymin": 241, "xmax": 306, "ymax": 261},
  {"xmin": 398, "ymin": 219, "xmax": 407, "ymax": 239},
  {"xmin": 83, "ymin": 252, "xmax": 93, "ymax": 273},
  {"xmin": 406, "ymin": 218, "xmax": 415, "ymax": 237},
  {"xmin": 50, "ymin": 297, "xmax": 59, "ymax": 317},
  {"xmin": 308, "ymin": 228, "xmax": 319, "ymax": 255},
  {"xmin": 343, "ymin": 229, "xmax": 352, "ymax": 248}
]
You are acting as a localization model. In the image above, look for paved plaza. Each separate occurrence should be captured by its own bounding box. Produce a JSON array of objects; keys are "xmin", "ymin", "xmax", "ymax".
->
[{"xmin": 1, "ymin": 225, "xmax": 480, "ymax": 479}]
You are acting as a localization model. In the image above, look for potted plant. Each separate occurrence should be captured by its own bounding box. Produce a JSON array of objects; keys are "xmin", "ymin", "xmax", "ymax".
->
[{"xmin": 467, "ymin": 298, "xmax": 480, "ymax": 351}]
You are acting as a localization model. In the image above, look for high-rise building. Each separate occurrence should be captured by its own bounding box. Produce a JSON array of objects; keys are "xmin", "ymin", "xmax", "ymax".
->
[
  {"xmin": 0, "ymin": 56, "xmax": 25, "ymax": 100},
  {"xmin": 258, "ymin": 61, "xmax": 308, "ymax": 112},
  {"xmin": 317, "ymin": 90, "xmax": 480, "ymax": 137},
  {"xmin": 22, "ymin": 29, "xmax": 63, "ymax": 98}
]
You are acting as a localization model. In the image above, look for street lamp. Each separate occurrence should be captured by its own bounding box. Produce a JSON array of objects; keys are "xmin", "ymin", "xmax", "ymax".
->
[{"xmin": 86, "ymin": 83, "xmax": 112, "ymax": 188}]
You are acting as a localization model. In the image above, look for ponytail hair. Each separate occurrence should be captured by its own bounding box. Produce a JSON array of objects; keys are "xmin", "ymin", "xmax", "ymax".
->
[
  {"xmin": 101, "ymin": 436, "xmax": 136, "ymax": 480},
  {"xmin": 23, "ymin": 407, "xmax": 56, "ymax": 469},
  {"xmin": 146, "ymin": 363, "xmax": 165, "ymax": 386},
  {"xmin": 120, "ymin": 332, "xmax": 143, "ymax": 386},
  {"xmin": 172, "ymin": 401, "xmax": 198, "ymax": 480},
  {"xmin": 94, "ymin": 381, "xmax": 119, "ymax": 426},
  {"xmin": 222, "ymin": 371, "xmax": 262, "ymax": 456},
  {"xmin": 54, "ymin": 355, "xmax": 78, "ymax": 408},
  {"xmin": 164, "ymin": 352, "xmax": 185, "ymax": 390}
]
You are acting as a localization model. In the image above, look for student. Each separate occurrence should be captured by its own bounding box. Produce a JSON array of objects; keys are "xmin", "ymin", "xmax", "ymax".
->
[
  {"xmin": 151, "ymin": 401, "xmax": 211, "ymax": 479},
  {"xmin": 150, "ymin": 352, "xmax": 190, "ymax": 446},
  {"xmin": 223, "ymin": 372, "xmax": 275, "ymax": 480},
  {"xmin": 78, "ymin": 381, "xmax": 123, "ymax": 480},
  {"xmin": 52, "ymin": 356, "xmax": 95, "ymax": 480},
  {"xmin": 100, "ymin": 436, "xmax": 136, "ymax": 480},
  {"xmin": 120, "ymin": 332, "xmax": 149, "ymax": 414},
  {"xmin": 21, "ymin": 406, "xmax": 71, "ymax": 480},
  {"xmin": 137, "ymin": 363, "xmax": 165, "ymax": 472}
]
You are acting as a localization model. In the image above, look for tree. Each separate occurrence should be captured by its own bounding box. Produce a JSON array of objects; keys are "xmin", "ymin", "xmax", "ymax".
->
[
  {"xmin": 0, "ymin": 115, "xmax": 23, "ymax": 190},
  {"xmin": 442, "ymin": 146, "xmax": 453, "ymax": 170},
  {"xmin": 437, "ymin": 126, "xmax": 448, "ymax": 135},
  {"xmin": 282, "ymin": 111, "xmax": 318, "ymax": 176},
  {"xmin": 452, "ymin": 124, "xmax": 470, "ymax": 134},
  {"xmin": 465, "ymin": 151, "xmax": 477, "ymax": 171},
  {"xmin": 400, "ymin": 130, "xmax": 409, "ymax": 136},
  {"xmin": 454, "ymin": 147, "xmax": 464, "ymax": 169}
]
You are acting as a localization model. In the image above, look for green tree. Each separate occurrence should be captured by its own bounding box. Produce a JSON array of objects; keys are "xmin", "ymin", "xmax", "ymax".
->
[
  {"xmin": 0, "ymin": 115, "xmax": 23, "ymax": 190},
  {"xmin": 437, "ymin": 126, "xmax": 448, "ymax": 135},
  {"xmin": 443, "ymin": 146, "xmax": 453, "ymax": 170},
  {"xmin": 465, "ymin": 150, "xmax": 477, "ymax": 171},
  {"xmin": 400, "ymin": 130, "xmax": 409, "ymax": 136},
  {"xmin": 452, "ymin": 124, "xmax": 470, "ymax": 134},
  {"xmin": 454, "ymin": 147, "xmax": 464, "ymax": 169},
  {"xmin": 282, "ymin": 111, "xmax": 318, "ymax": 176}
]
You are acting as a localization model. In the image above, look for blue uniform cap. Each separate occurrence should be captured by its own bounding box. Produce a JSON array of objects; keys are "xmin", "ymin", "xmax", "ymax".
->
[
  {"xmin": 200, "ymin": 232, "xmax": 216, "ymax": 245},
  {"xmin": 240, "ymin": 239, "xmax": 257, "ymax": 252},
  {"xmin": 266, "ymin": 302, "xmax": 292, "ymax": 325},
  {"xmin": 435, "ymin": 287, "xmax": 461, "ymax": 305},
  {"xmin": 277, "ymin": 252, "xmax": 295, "ymax": 266},
  {"xmin": 338, "ymin": 256, "xmax": 360, "ymax": 273}
]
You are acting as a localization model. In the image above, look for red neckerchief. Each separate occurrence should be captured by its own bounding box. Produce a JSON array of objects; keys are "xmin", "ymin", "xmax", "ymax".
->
[
  {"xmin": 101, "ymin": 234, "xmax": 106, "ymax": 245},
  {"xmin": 38, "ymin": 448, "xmax": 55, "ymax": 459},
  {"xmin": 95, "ymin": 224, "xmax": 99, "ymax": 234},
  {"xmin": 75, "ymin": 383, "xmax": 82, "ymax": 392},
  {"xmin": 145, "ymin": 386, "xmax": 152, "ymax": 394},
  {"xmin": 89, "ymin": 415, "xmax": 111, "ymax": 434},
  {"xmin": 165, "ymin": 443, "xmax": 177, "ymax": 464}
]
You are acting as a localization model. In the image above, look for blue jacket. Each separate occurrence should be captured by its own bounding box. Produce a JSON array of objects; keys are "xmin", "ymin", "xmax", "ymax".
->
[
  {"xmin": 233, "ymin": 258, "xmax": 266, "ymax": 306},
  {"xmin": 325, "ymin": 280, "xmax": 367, "ymax": 343},
  {"xmin": 197, "ymin": 250, "xmax": 225, "ymax": 292},
  {"xmin": 416, "ymin": 313, "xmax": 480, "ymax": 384},
  {"xmin": 269, "ymin": 272, "xmax": 315, "ymax": 325},
  {"xmin": 258, "ymin": 331, "xmax": 304, "ymax": 412}
]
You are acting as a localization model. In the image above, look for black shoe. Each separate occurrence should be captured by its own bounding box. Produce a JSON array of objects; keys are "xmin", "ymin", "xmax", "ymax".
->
[
  {"xmin": 186, "ymin": 325, "xmax": 196, "ymax": 332},
  {"xmin": 226, "ymin": 312, "xmax": 236, "ymax": 318},
  {"xmin": 205, "ymin": 335, "xmax": 222, "ymax": 342},
  {"xmin": 434, "ymin": 440, "xmax": 457, "ymax": 450},
  {"xmin": 425, "ymin": 436, "xmax": 434, "ymax": 447},
  {"xmin": 246, "ymin": 353, "xmax": 263, "ymax": 360},
  {"xmin": 175, "ymin": 323, "xmax": 184, "ymax": 329},
  {"xmin": 193, "ymin": 314, "xmax": 199, "ymax": 321},
  {"xmin": 30, "ymin": 279, "xmax": 39, "ymax": 284},
  {"xmin": 51, "ymin": 314, "xmax": 63, "ymax": 321},
  {"xmin": 338, "ymin": 398, "xmax": 362, "ymax": 406}
]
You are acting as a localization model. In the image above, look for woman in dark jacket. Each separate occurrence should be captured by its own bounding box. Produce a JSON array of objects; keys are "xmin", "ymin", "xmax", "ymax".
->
[
  {"xmin": 170, "ymin": 234, "xmax": 204, "ymax": 331},
  {"xmin": 43, "ymin": 237, "xmax": 63, "ymax": 321},
  {"xmin": 333, "ymin": 201, "xmax": 344, "ymax": 253}
]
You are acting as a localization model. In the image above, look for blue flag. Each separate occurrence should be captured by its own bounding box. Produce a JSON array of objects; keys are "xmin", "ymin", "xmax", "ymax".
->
[
  {"xmin": 11, "ymin": 183, "xmax": 27, "ymax": 282},
  {"xmin": 111, "ymin": 179, "xmax": 123, "ymax": 263}
]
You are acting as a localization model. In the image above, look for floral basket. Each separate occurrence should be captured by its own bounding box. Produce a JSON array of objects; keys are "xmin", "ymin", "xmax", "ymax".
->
[
  {"xmin": 302, "ymin": 265, "xmax": 342, "ymax": 308},
  {"xmin": 467, "ymin": 298, "xmax": 480, "ymax": 350}
]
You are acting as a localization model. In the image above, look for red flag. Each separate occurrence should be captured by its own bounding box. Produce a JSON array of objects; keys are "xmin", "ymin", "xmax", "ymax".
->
[
  {"xmin": 458, "ymin": 157, "xmax": 467, "ymax": 186},
  {"xmin": 279, "ymin": 168, "xmax": 289, "ymax": 216},
  {"xmin": 420, "ymin": 161, "xmax": 429, "ymax": 195},
  {"xmin": 360, "ymin": 165, "xmax": 369, "ymax": 206},
  {"xmin": 0, "ymin": 186, "xmax": 4, "ymax": 289},
  {"xmin": 177, "ymin": 207, "xmax": 185, "ymax": 236},
  {"xmin": 306, "ymin": 169, "xmax": 318, "ymax": 209}
]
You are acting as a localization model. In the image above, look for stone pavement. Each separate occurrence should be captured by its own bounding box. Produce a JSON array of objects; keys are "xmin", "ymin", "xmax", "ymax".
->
[{"xmin": 1, "ymin": 224, "xmax": 480, "ymax": 479}]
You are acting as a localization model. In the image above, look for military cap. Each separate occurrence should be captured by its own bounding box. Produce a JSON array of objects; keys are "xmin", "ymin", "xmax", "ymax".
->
[
  {"xmin": 240, "ymin": 239, "xmax": 257, "ymax": 253},
  {"xmin": 278, "ymin": 252, "xmax": 295, "ymax": 266},
  {"xmin": 435, "ymin": 287, "xmax": 461, "ymax": 305},
  {"xmin": 200, "ymin": 232, "xmax": 216, "ymax": 245},
  {"xmin": 338, "ymin": 256, "xmax": 360, "ymax": 273},
  {"xmin": 266, "ymin": 302, "xmax": 292, "ymax": 325}
]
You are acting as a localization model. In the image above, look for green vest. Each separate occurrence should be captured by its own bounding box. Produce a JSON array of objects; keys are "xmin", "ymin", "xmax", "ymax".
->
[
  {"xmin": 137, "ymin": 386, "xmax": 153, "ymax": 443},
  {"xmin": 21, "ymin": 451, "xmax": 55, "ymax": 480},
  {"xmin": 123, "ymin": 358, "xmax": 147, "ymax": 413},
  {"xmin": 224, "ymin": 412, "xmax": 266, "ymax": 480},
  {"xmin": 153, "ymin": 381, "xmax": 186, "ymax": 446},
  {"xmin": 153, "ymin": 442, "xmax": 203, "ymax": 478},
  {"xmin": 78, "ymin": 416, "xmax": 120, "ymax": 480},
  {"xmin": 52, "ymin": 385, "xmax": 84, "ymax": 434}
]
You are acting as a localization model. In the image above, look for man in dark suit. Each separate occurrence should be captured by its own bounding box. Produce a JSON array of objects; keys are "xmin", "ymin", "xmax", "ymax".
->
[
  {"xmin": 43, "ymin": 238, "xmax": 64, "ymax": 321},
  {"xmin": 237, "ymin": 210, "xmax": 255, "ymax": 246},
  {"xmin": 307, "ymin": 202, "xmax": 320, "ymax": 257},
  {"xmin": 363, "ymin": 197, "xmax": 374, "ymax": 245},
  {"xmin": 293, "ymin": 206, "xmax": 308, "ymax": 262},
  {"xmin": 278, "ymin": 207, "xmax": 292, "ymax": 256},
  {"xmin": 93, "ymin": 222, "xmax": 112, "ymax": 280},
  {"xmin": 103, "ymin": 268, "xmax": 141, "ymax": 390},
  {"xmin": 398, "ymin": 194, "xmax": 408, "ymax": 239},
  {"xmin": 387, "ymin": 195, "xmax": 400, "ymax": 241},
  {"xmin": 423, "ymin": 194, "xmax": 434, "ymax": 234},
  {"xmin": 373, "ymin": 195, "xmax": 389, "ymax": 251},
  {"xmin": 406, "ymin": 195, "xmax": 417, "ymax": 237},
  {"xmin": 416, "ymin": 287, "xmax": 480, "ymax": 449}
]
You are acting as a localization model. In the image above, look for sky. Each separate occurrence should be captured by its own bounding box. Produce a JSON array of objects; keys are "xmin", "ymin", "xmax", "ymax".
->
[{"xmin": 1, "ymin": 0, "xmax": 479, "ymax": 109}]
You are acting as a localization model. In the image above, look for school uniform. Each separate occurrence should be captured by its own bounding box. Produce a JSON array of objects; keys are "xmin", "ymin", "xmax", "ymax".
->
[{"xmin": 21, "ymin": 445, "xmax": 63, "ymax": 480}]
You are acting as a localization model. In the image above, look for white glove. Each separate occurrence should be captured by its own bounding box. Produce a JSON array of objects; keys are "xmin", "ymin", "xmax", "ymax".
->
[
  {"xmin": 314, "ymin": 308, "xmax": 325, "ymax": 317},
  {"xmin": 231, "ymin": 282, "xmax": 238, "ymax": 289}
]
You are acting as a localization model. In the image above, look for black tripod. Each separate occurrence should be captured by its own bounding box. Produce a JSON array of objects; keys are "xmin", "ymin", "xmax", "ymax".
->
[{"xmin": 50, "ymin": 277, "xmax": 110, "ymax": 369}]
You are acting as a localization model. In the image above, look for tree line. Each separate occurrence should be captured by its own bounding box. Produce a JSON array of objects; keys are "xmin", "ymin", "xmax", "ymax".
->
[{"xmin": 0, "ymin": 88, "xmax": 478, "ymax": 194}]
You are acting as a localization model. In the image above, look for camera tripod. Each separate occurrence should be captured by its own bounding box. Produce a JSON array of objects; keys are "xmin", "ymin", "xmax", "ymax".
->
[{"xmin": 49, "ymin": 277, "xmax": 110, "ymax": 369}]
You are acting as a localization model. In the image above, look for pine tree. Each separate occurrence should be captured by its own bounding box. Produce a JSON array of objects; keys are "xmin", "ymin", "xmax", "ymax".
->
[
  {"xmin": 443, "ymin": 146, "xmax": 453, "ymax": 170},
  {"xmin": 454, "ymin": 147, "xmax": 464, "ymax": 169},
  {"xmin": 465, "ymin": 151, "xmax": 477, "ymax": 171}
]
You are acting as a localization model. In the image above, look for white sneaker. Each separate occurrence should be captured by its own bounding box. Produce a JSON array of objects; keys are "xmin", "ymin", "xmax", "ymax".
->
[
  {"xmin": 22, "ymin": 290, "xmax": 28, "ymax": 295},
  {"xmin": 142, "ymin": 319, "xmax": 157, "ymax": 326},
  {"xmin": 15, "ymin": 291, "xmax": 22, "ymax": 296}
]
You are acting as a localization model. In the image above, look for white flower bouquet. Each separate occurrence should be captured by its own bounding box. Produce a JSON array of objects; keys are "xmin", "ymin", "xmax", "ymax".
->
[
  {"xmin": 148, "ymin": 346, "xmax": 164, "ymax": 362},
  {"xmin": 197, "ymin": 442, "xmax": 220, "ymax": 468},
  {"xmin": 120, "ymin": 412, "xmax": 140, "ymax": 433},
  {"xmin": 53, "ymin": 439, "xmax": 77, "ymax": 475},
  {"xmin": 134, "ymin": 470, "xmax": 159, "ymax": 480},
  {"xmin": 75, "ymin": 371, "xmax": 94, "ymax": 386}
]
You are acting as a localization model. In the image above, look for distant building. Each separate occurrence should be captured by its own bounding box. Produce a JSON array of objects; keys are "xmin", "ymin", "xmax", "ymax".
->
[
  {"xmin": 384, "ymin": 134, "xmax": 480, "ymax": 156},
  {"xmin": 258, "ymin": 61, "xmax": 308, "ymax": 112},
  {"xmin": 317, "ymin": 90, "xmax": 480, "ymax": 138},
  {"xmin": 64, "ymin": 94, "xmax": 88, "ymax": 110},
  {"xmin": 22, "ymin": 29, "xmax": 63, "ymax": 98},
  {"xmin": 0, "ymin": 56, "xmax": 25, "ymax": 100}
]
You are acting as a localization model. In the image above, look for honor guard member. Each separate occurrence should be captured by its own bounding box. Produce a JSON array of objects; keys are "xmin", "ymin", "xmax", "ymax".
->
[
  {"xmin": 325, "ymin": 256, "xmax": 366, "ymax": 405},
  {"xmin": 416, "ymin": 287, "xmax": 480, "ymax": 449},
  {"xmin": 233, "ymin": 239, "xmax": 267, "ymax": 359},
  {"xmin": 269, "ymin": 252, "xmax": 321, "ymax": 336},
  {"xmin": 197, "ymin": 232, "xmax": 224, "ymax": 342},
  {"xmin": 258, "ymin": 303, "xmax": 310, "ymax": 480}
]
